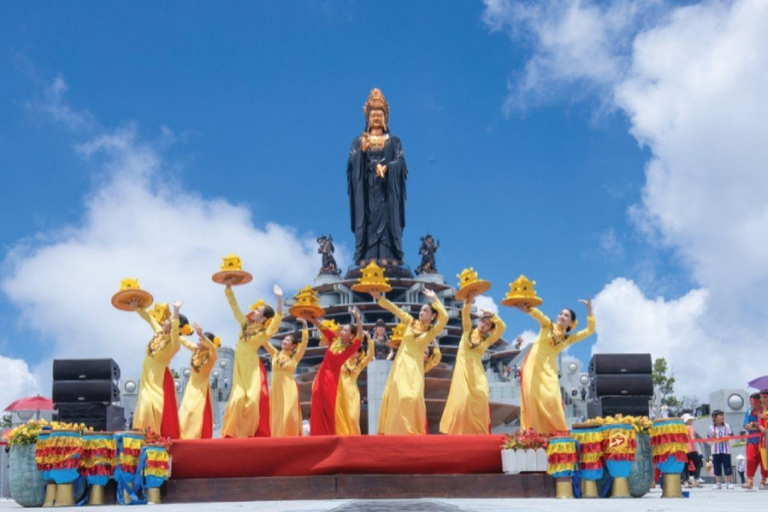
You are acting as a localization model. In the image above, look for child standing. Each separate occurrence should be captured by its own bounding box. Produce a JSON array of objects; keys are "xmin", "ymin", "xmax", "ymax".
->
[{"xmin": 707, "ymin": 410, "xmax": 734, "ymax": 489}]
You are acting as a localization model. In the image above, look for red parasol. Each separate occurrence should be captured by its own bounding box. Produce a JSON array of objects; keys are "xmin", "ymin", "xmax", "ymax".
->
[{"xmin": 3, "ymin": 395, "xmax": 54, "ymax": 412}]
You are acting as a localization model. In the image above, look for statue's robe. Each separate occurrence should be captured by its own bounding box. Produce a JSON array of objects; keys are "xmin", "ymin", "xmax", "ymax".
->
[{"xmin": 347, "ymin": 134, "xmax": 408, "ymax": 263}]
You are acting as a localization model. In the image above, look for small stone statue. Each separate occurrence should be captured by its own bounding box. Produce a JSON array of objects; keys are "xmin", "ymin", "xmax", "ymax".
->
[
  {"xmin": 415, "ymin": 234, "xmax": 440, "ymax": 275},
  {"xmin": 317, "ymin": 234, "xmax": 341, "ymax": 276}
]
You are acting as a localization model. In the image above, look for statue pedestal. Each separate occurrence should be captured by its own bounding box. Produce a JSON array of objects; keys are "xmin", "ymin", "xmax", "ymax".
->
[
  {"xmin": 314, "ymin": 274, "xmax": 343, "ymax": 287},
  {"xmin": 415, "ymin": 273, "xmax": 446, "ymax": 285}
]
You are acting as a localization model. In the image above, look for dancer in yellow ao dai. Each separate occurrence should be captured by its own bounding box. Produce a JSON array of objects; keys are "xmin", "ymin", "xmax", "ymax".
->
[
  {"xmin": 221, "ymin": 284, "xmax": 284, "ymax": 438},
  {"xmin": 263, "ymin": 319, "xmax": 309, "ymax": 437},
  {"xmin": 133, "ymin": 299, "xmax": 191, "ymax": 438},
  {"xmin": 335, "ymin": 332, "xmax": 375, "ymax": 436},
  {"xmin": 440, "ymin": 290, "xmax": 506, "ymax": 435},
  {"xmin": 179, "ymin": 323, "xmax": 220, "ymax": 439},
  {"xmin": 370, "ymin": 288, "xmax": 449, "ymax": 435},
  {"xmin": 515, "ymin": 298, "xmax": 595, "ymax": 434}
]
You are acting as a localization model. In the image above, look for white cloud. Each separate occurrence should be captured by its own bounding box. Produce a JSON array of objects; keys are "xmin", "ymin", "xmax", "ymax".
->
[
  {"xmin": 484, "ymin": 0, "xmax": 768, "ymax": 397},
  {"xmin": 25, "ymin": 74, "xmax": 95, "ymax": 130},
  {"xmin": 2, "ymin": 79, "xmax": 329, "ymax": 391},
  {"xmin": 0, "ymin": 355, "xmax": 40, "ymax": 410},
  {"xmin": 474, "ymin": 294, "xmax": 499, "ymax": 315}
]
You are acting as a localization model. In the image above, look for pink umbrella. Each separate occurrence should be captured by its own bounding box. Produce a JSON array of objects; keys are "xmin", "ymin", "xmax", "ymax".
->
[
  {"xmin": 4, "ymin": 395, "xmax": 54, "ymax": 412},
  {"xmin": 748, "ymin": 376, "xmax": 768, "ymax": 391}
]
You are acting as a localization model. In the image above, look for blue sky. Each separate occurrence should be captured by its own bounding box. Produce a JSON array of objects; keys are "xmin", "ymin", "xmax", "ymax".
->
[{"xmin": 3, "ymin": 0, "xmax": 764, "ymax": 402}]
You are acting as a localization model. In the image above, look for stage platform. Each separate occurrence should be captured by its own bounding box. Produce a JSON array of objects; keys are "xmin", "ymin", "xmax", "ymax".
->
[{"xmin": 167, "ymin": 435, "xmax": 554, "ymax": 502}]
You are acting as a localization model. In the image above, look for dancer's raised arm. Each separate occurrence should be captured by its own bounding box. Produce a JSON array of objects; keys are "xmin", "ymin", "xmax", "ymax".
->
[{"xmin": 371, "ymin": 290, "xmax": 413, "ymax": 324}]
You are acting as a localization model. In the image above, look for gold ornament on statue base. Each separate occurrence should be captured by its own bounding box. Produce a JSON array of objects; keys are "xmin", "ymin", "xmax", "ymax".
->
[
  {"xmin": 43, "ymin": 483, "xmax": 56, "ymax": 507},
  {"xmin": 500, "ymin": 275, "xmax": 543, "ymax": 308},
  {"xmin": 454, "ymin": 267, "xmax": 491, "ymax": 300},
  {"xmin": 111, "ymin": 278, "xmax": 154, "ymax": 311},
  {"xmin": 661, "ymin": 473, "xmax": 684, "ymax": 498},
  {"xmin": 289, "ymin": 286, "xmax": 325, "ymax": 319},
  {"xmin": 351, "ymin": 262, "xmax": 392, "ymax": 293},
  {"xmin": 212, "ymin": 253, "xmax": 253, "ymax": 285},
  {"xmin": 147, "ymin": 488, "xmax": 162, "ymax": 504}
]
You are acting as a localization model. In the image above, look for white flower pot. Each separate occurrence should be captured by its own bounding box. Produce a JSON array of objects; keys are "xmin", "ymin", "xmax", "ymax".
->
[{"xmin": 501, "ymin": 448, "xmax": 549, "ymax": 474}]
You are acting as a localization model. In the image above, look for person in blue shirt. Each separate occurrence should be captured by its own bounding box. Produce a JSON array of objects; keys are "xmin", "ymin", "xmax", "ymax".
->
[{"xmin": 743, "ymin": 392, "xmax": 766, "ymax": 489}]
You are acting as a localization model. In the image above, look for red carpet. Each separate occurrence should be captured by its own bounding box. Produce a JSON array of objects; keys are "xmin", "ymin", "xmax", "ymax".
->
[{"xmin": 170, "ymin": 434, "xmax": 506, "ymax": 479}]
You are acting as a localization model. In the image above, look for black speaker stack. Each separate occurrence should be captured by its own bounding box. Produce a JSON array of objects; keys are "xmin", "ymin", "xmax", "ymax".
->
[
  {"xmin": 52, "ymin": 359, "xmax": 125, "ymax": 431},
  {"xmin": 587, "ymin": 353, "xmax": 653, "ymax": 418}
]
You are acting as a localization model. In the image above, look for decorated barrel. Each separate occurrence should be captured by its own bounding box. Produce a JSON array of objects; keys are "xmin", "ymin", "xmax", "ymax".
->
[
  {"xmin": 115, "ymin": 431, "xmax": 145, "ymax": 505},
  {"xmin": 34, "ymin": 429, "xmax": 56, "ymax": 507},
  {"xmin": 45, "ymin": 430, "xmax": 83, "ymax": 507},
  {"xmin": 546, "ymin": 435, "xmax": 578, "ymax": 499},
  {"xmin": 571, "ymin": 423, "xmax": 604, "ymax": 498},
  {"xmin": 81, "ymin": 432, "xmax": 117, "ymax": 505},
  {"xmin": 650, "ymin": 418, "xmax": 687, "ymax": 498},
  {"xmin": 602, "ymin": 423, "xmax": 636, "ymax": 498},
  {"xmin": 142, "ymin": 443, "xmax": 171, "ymax": 504}
]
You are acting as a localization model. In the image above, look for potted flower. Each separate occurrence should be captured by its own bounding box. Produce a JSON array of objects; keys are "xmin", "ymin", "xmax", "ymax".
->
[
  {"xmin": 2, "ymin": 420, "xmax": 89, "ymax": 508},
  {"xmin": 501, "ymin": 429, "xmax": 550, "ymax": 474}
]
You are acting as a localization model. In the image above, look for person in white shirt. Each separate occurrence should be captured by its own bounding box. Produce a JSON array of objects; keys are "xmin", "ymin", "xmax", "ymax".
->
[
  {"xmin": 737, "ymin": 454, "xmax": 747, "ymax": 484},
  {"xmin": 707, "ymin": 410, "xmax": 734, "ymax": 489}
]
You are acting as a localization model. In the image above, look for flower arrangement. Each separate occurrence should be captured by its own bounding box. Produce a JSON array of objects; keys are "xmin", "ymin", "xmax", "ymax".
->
[
  {"xmin": 143, "ymin": 427, "xmax": 172, "ymax": 452},
  {"xmin": 501, "ymin": 429, "xmax": 552, "ymax": 450},
  {"xmin": 583, "ymin": 415, "xmax": 652, "ymax": 435},
  {"xmin": 2, "ymin": 420, "xmax": 91, "ymax": 447}
]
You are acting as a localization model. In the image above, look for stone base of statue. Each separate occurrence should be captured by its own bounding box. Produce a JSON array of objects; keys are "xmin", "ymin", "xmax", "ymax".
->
[
  {"xmin": 314, "ymin": 274, "xmax": 343, "ymax": 287},
  {"xmin": 415, "ymin": 272, "xmax": 446, "ymax": 285},
  {"xmin": 345, "ymin": 260, "xmax": 413, "ymax": 280}
]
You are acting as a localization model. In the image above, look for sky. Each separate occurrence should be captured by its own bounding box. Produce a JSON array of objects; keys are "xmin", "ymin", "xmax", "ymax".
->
[{"xmin": 1, "ymin": 0, "xmax": 767, "ymax": 408}]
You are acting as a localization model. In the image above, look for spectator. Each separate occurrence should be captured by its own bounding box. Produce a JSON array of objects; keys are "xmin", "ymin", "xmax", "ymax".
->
[
  {"xmin": 514, "ymin": 335, "xmax": 524, "ymax": 350},
  {"xmin": 742, "ymin": 392, "xmax": 765, "ymax": 489},
  {"xmin": 737, "ymin": 455, "xmax": 746, "ymax": 484},
  {"xmin": 681, "ymin": 414, "xmax": 702, "ymax": 487},
  {"xmin": 707, "ymin": 409, "xmax": 734, "ymax": 489},
  {"xmin": 372, "ymin": 319, "xmax": 390, "ymax": 360},
  {"xmin": 580, "ymin": 388, "xmax": 587, "ymax": 402},
  {"xmin": 224, "ymin": 376, "xmax": 229, "ymax": 389}
]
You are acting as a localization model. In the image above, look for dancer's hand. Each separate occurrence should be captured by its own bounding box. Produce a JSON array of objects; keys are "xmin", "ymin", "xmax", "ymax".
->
[
  {"xmin": 479, "ymin": 309, "xmax": 494, "ymax": 317},
  {"xmin": 193, "ymin": 322, "xmax": 204, "ymax": 338},
  {"xmin": 579, "ymin": 297, "xmax": 593, "ymax": 316},
  {"xmin": 423, "ymin": 288, "xmax": 437, "ymax": 301},
  {"xmin": 466, "ymin": 290, "xmax": 476, "ymax": 302},
  {"xmin": 515, "ymin": 303, "xmax": 531, "ymax": 313},
  {"xmin": 273, "ymin": 285, "xmax": 283, "ymax": 297},
  {"xmin": 298, "ymin": 318, "xmax": 308, "ymax": 328},
  {"xmin": 172, "ymin": 300, "xmax": 183, "ymax": 316},
  {"xmin": 369, "ymin": 290, "xmax": 382, "ymax": 301},
  {"xmin": 128, "ymin": 298, "xmax": 141, "ymax": 309}
]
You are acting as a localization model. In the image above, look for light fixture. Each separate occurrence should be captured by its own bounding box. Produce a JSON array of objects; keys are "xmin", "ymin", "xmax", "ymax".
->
[
  {"xmin": 727, "ymin": 393, "xmax": 744, "ymax": 411},
  {"xmin": 219, "ymin": 360, "xmax": 228, "ymax": 369},
  {"xmin": 182, "ymin": 368, "xmax": 191, "ymax": 378},
  {"xmin": 124, "ymin": 381, "xmax": 137, "ymax": 393}
]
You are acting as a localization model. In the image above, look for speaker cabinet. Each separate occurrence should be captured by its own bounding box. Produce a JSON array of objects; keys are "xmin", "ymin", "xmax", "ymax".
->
[
  {"xmin": 53, "ymin": 359, "xmax": 120, "ymax": 381},
  {"xmin": 52, "ymin": 380, "xmax": 120, "ymax": 403},
  {"xmin": 591, "ymin": 374, "xmax": 654, "ymax": 397},
  {"xmin": 56, "ymin": 403, "xmax": 125, "ymax": 431},
  {"xmin": 589, "ymin": 354, "xmax": 652, "ymax": 375},
  {"xmin": 588, "ymin": 396, "xmax": 651, "ymax": 418}
]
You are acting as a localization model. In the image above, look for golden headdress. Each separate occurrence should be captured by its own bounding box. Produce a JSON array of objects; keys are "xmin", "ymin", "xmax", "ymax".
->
[
  {"xmin": 363, "ymin": 88, "xmax": 389, "ymax": 121},
  {"xmin": 150, "ymin": 303, "xmax": 170, "ymax": 324}
]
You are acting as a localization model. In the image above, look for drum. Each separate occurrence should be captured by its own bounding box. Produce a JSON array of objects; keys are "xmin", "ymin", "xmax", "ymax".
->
[
  {"xmin": 142, "ymin": 443, "xmax": 170, "ymax": 504},
  {"xmin": 114, "ymin": 431, "xmax": 146, "ymax": 505},
  {"xmin": 602, "ymin": 423, "xmax": 636, "ymax": 498},
  {"xmin": 35, "ymin": 430, "xmax": 56, "ymax": 507},
  {"xmin": 571, "ymin": 423, "xmax": 605, "ymax": 498},
  {"xmin": 80, "ymin": 432, "xmax": 116, "ymax": 505},
  {"xmin": 651, "ymin": 418, "xmax": 687, "ymax": 498},
  {"xmin": 46, "ymin": 430, "xmax": 83, "ymax": 507},
  {"xmin": 546, "ymin": 435, "xmax": 578, "ymax": 499}
]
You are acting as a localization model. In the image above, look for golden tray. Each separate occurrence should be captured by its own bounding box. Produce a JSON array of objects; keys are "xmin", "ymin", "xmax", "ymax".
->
[
  {"xmin": 288, "ymin": 304, "xmax": 326, "ymax": 319},
  {"xmin": 111, "ymin": 289, "xmax": 153, "ymax": 311},
  {"xmin": 455, "ymin": 280, "xmax": 491, "ymax": 300},
  {"xmin": 351, "ymin": 282, "xmax": 392, "ymax": 293},
  {"xmin": 212, "ymin": 269, "xmax": 253, "ymax": 286},
  {"xmin": 500, "ymin": 296, "xmax": 543, "ymax": 308}
]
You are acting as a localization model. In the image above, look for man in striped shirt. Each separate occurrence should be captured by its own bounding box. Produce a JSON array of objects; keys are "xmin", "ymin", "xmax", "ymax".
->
[{"xmin": 707, "ymin": 409, "xmax": 734, "ymax": 489}]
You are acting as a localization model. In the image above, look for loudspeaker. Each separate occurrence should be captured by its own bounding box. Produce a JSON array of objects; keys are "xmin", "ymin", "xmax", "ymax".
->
[
  {"xmin": 56, "ymin": 403, "xmax": 125, "ymax": 431},
  {"xmin": 588, "ymin": 396, "xmax": 651, "ymax": 418},
  {"xmin": 591, "ymin": 374, "xmax": 654, "ymax": 397},
  {"xmin": 52, "ymin": 380, "xmax": 120, "ymax": 403},
  {"xmin": 53, "ymin": 359, "xmax": 120, "ymax": 381},
  {"xmin": 589, "ymin": 354, "xmax": 652, "ymax": 375}
]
